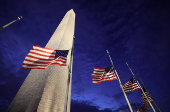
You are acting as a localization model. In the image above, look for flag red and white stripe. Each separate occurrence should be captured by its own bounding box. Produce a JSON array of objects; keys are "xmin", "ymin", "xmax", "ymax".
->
[
  {"xmin": 141, "ymin": 87, "xmax": 153, "ymax": 106},
  {"xmin": 122, "ymin": 77, "xmax": 140, "ymax": 93},
  {"xmin": 91, "ymin": 66, "xmax": 117, "ymax": 85},
  {"xmin": 139, "ymin": 87, "xmax": 153, "ymax": 112},
  {"xmin": 22, "ymin": 45, "xmax": 68, "ymax": 69}
]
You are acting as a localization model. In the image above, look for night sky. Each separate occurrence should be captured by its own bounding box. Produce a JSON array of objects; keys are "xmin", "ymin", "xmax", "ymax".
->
[{"xmin": 0, "ymin": 0, "xmax": 170, "ymax": 112}]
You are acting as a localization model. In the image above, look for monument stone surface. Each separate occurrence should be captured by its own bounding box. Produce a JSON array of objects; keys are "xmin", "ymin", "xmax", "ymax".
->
[{"xmin": 7, "ymin": 9, "xmax": 75, "ymax": 112}]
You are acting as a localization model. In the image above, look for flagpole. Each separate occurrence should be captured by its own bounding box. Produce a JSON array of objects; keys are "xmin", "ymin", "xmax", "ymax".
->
[
  {"xmin": 64, "ymin": 35, "xmax": 75, "ymax": 112},
  {"xmin": 0, "ymin": 16, "xmax": 22, "ymax": 30},
  {"xmin": 106, "ymin": 50, "xmax": 133, "ymax": 112},
  {"xmin": 126, "ymin": 62, "xmax": 156, "ymax": 112},
  {"xmin": 136, "ymin": 73, "xmax": 162, "ymax": 112}
]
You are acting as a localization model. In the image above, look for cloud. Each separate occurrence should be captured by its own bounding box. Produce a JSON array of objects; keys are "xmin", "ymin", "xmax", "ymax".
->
[
  {"xmin": 71, "ymin": 99, "xmax": 113, "ymax": 112},
  {"xmin": 115, "ymin": 103, "xmax": 141, "ymax": 112},
  {"xmin": 112, "ymin": 93, "xmax": 124, "ymax": 101},
  {"xmin": 71, "ymin": 99, "xmax": 142, "ymax": 112},
  {"xmin": 0, "ymin": 0, "xmax": 170, "ymax": 111}
]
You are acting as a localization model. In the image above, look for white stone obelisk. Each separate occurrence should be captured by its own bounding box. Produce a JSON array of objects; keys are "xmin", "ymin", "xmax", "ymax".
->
[{"xmin": 7, "ymin": 9, "xmax": 75, "ymax": 112}]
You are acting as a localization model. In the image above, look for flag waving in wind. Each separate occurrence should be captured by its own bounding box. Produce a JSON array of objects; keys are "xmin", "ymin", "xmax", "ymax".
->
[
  {"xmin": 141, "ymin": 87, "xmax": 153, "ymax": 106},
  {"xmin": 122, "ymin": 77, "xmax": 140, "ymax": 93},
  {"xmin": 22, "ymin": 45, "xmax": 69, "ymax": 69},
  {"xmin": 139, "ymin": 88, "xmax": 153, "ymax": 112},
  {"xmin": 91, "ymin": 66, "xmax": 117, "ymax": 85},
  {"xmin": 138, "ymin": 87, "xmax": 153, "ymax": 112}
]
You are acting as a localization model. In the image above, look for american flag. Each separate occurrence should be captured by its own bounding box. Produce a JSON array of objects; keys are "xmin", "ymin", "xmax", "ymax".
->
[
  {"xmin": 91, "ymin": 66, "xmax": 117, "ymax": 85},
  {"xmin": 22, "ymin": 45, "xmax": 69, "ymax": 69},
  {"xmin": 139, "ymin": 105, "xmax": 151, "ymax": 112},
  {"xmin": 122, "ymin": 77, "xmax": 140, "ymax": 93},
  {"xmin": 138, "ymin": 87, "xmax": 153, "ymax": 112},
  {"xmin": 141, "ymin": 87, "xmax": 153, "ymax": 106}
]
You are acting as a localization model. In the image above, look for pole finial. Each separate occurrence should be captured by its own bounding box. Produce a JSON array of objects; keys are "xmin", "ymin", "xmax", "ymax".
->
[
  {"xmin": 18, "ymin": 16, "xmax": 22, "ymax": 20},
  {"xmin": 106, "ymin": 50, "xmax": 109, "ymax": 53}
]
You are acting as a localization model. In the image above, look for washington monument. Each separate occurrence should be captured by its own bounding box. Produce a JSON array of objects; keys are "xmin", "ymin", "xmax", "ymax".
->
[{"xmin": 7, "ymin": 9, "xmax": 75, "ymax": 112}]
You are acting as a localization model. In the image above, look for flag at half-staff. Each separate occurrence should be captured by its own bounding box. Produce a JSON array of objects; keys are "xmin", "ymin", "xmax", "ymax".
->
[
  {"xmin": 122, "ymin": 77, "xmax": 140, "ymax": 93},
  {"xmin": 136, "ymin": 87, "xmax": 153, "ymax": 112},
  {"xmin": 106, "ymin": 50, "xmax": 133, "ymax": 112},
  {"xmin": 138, "ymin": 87, "xmax": 153, "ymax": 112},
  {"xmin": 22, "ymin": 45, "xmax": 69, "ymax": 69},
  {"xmin": 136, "ymin": 74, "xmax": 162, "ymax": 112},
  {"xmin": 141, "ymin": 87, "xmax": 153, "ymax": 106},
  {"xmin": 91, "ymin": 66, "xmax": 117, "ymax": 85},
  {"xmin": 126, "ymin": 62, "xmax": 156, "ymax": 112}
]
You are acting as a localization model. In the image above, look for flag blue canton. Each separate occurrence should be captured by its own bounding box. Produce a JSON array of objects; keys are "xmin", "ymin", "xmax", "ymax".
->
[
  {"xmin": 130, "ymin": 77, "xmax": 136, "ymax": 83},
  {"xmin": 105, "ymin": 66, "xmax": 113, "ymax": 73},
  {"xmin": 55, "ymin": 50, "xmax": 69, "ymax": 59},
  {"xmin": 142, "ymin": 87, "xmax": 147, "ymax": 92}
]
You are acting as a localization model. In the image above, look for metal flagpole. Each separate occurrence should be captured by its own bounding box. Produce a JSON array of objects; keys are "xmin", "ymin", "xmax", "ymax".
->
[
  {"xmin": 106, "ymin": 50, "xmax": 133, "ymax": 112},
  {"xmin": 136, "ymin": 73, "xmax": 162, "ymax": 112},
  {"xmin": 0, "ymin": 16, "xmax": 22, "ymax": 30},
  {"xmin": 126, "ymin": 62, "xmax": 156, "ymax": 112},
  {"xmin": 64, "ymin": 35, "xmax": 75, "ymax": 112}
]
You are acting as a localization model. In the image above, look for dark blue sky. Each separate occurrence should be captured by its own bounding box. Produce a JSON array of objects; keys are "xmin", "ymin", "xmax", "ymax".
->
[{"xmin": 0, "ymin": 0, "xmax": 170, "ymax": 111}]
